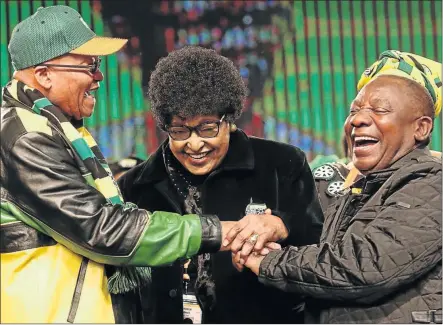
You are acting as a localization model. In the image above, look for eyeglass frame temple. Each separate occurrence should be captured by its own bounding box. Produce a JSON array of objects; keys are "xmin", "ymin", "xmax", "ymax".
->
[{"xmin": 35, "ymin": 58, "xmax": 101, "ymax": 74}]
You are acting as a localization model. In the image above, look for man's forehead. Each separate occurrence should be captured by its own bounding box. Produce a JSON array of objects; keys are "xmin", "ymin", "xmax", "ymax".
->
[
  {"xmin": 368, "ymin": 74, "xmax": 415, "ymax": 92},
  {"xmin": 353, "ymin": 83, "xmax": 393, "ymax": 106},
  {"xmin": 354, "ymin": 75, "xmax": 411, "ymax": 103},
  {"xmin": 73, "ymin": 54, "xmax": 98, "ymax": 62},
  {"xmin": 55, "ymin": 54, "xmax": 96, "ymax": 63}
]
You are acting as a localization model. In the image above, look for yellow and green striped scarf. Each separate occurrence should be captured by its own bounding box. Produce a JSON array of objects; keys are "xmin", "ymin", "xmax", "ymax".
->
[{"xmin": 3, "ymin": 79, "xmax": 150, "ymax": 294}]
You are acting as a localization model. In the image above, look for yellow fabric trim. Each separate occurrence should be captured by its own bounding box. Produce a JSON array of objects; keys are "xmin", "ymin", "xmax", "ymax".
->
[
  {"xmin": 2, "ymin": 244, "xmax": 81, "ymax": 323},
  {"xmin": 95, "ymin": 177, "xmax": 120, "ymax": 199},
  {"xmin": 74, "ymin": 259, "xmax": 114, "ymax": 323},
  {"xmin": 70, "ymin": 36, "xmax": 128, "ymax": 56},
  {"xmin": 61, "ymin": 121, "xmax": 81, "ymax": 142},
  {"xmin": 9, "ymin": 79, "xmax": 18, "ymax": 100},
  {"xmin": 1, "ymin": 244, "xmax": 114, "ymax": 323},
  {"xmin": 78, "ymin": 127, "xmax": 98, "ymax": 147},
  {"xmin": 352, "ymin": 188, "xmax": 362, "ymax": 194},
  {"xmin": 16, "ymin": 107, "xmax": 52, "ymax": 136},
  {"xmin": 343, "ymin": 167, "xmax": 360, "ymax": 189}
]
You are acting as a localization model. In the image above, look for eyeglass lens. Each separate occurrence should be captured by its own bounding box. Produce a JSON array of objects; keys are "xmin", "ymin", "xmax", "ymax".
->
[
  {"xmin": 168, "ymin": 122, "xmax": 220, "ymax": 140},
  {"xmin": 92, "ymin": 58, "xmax": 101, "ymax": 73}
]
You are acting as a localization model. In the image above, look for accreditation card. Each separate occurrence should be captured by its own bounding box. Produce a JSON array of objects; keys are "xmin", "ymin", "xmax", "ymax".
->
[{"xmin": 183, "ymin": 294, "xmax": 202, "ymax": 324}]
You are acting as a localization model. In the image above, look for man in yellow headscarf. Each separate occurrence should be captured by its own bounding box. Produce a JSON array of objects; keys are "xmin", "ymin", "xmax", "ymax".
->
[
  {"xmin": 358, "ymin": 50, "xmax": 441, "ymax": 116},
  {"xmin": 240, "ymin": 50, "xmax": 442, "ymax": 324},
  {"xmin": 311, "ymin": 50, "xmax": 442, "ymax": 212}
]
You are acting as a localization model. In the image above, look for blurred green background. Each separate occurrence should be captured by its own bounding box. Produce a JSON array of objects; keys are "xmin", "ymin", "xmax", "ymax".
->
[{"xmin": 1, "ymin": 0, "xmax": 441, "ymax": 162}]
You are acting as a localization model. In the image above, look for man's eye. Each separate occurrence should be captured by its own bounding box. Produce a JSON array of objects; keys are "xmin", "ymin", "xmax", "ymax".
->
[{"xmin": 373, "ymin": 109, "xmax": 388, "ymax": 114}]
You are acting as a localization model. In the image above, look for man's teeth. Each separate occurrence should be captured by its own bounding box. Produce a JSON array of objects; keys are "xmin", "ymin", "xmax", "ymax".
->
[
  {"xmin": 84, "ymin": 90, "xmax": 96, "ymax": 97},
  {"xmin": 354, "ymin": 136, "xmax": 379, "ymax": 146},
  {"xmin": 355, "ymin": 136, "xmax": 378, "ymax": 142},
  {"xmin": 355, "ymin": 136, "xmax": 378, "ymax": 141}
]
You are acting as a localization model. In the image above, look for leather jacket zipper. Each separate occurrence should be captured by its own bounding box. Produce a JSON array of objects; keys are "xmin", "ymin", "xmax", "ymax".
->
[{"xmin": 67, "ymin": 257, "xmax": 89, "ymax": 323}]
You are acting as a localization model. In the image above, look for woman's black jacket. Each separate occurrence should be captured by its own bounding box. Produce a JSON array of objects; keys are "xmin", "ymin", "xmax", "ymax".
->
[{"xmin": 118, "ymin": 129, "xmax": 324, "ymax": 323}]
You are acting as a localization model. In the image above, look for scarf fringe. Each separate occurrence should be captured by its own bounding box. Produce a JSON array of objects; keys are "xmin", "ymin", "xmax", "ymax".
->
[{"xmin": 107, "ymin": 266, "xmax": 152, "ymax": 295}]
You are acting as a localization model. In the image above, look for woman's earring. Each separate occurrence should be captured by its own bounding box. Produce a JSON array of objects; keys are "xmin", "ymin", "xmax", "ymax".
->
[{"xmin": 230, "ymin": 123, "xmax": 237, "ymax": 132}]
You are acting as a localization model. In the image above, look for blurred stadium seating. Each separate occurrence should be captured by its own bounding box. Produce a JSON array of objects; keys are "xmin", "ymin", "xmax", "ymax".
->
[{"xmin": 1, "ymin": 0, "xmax": 441, "ymax": 161}]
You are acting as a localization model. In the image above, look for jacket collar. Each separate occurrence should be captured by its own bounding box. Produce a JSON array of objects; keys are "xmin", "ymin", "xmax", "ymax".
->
[
  {"xmin": 2, "ymin": 79, "xmax": 81, "ymax": 125},
  {"xmin": 369, "ymin": 145, "xmax": 432, "ymax": 176},
  {"xmin": 133, "ymin": 129, "xmax": 254, "ymax": 185},
  {"xmin": 352, "ymin": 146, "xmax": 433, "ymax": 191}
]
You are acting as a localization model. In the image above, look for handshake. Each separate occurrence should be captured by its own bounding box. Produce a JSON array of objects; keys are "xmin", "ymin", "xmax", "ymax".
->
[{"xmin": 219, "ymin": 209, "xmax": 288, "ymax": 275}]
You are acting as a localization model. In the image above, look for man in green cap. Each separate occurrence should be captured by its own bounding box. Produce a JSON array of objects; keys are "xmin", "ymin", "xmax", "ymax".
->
[{"xmin": 0, "ymin": 5, "xmax": 237, "ymax": 323}]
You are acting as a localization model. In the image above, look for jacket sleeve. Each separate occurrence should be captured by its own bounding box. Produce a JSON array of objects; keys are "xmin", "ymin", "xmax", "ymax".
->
[
  {"xmin": 258, "ymin": 171, "xmax": 442, "ymax": 304},
  {"xmin": 276, "ymin": 152, "xmax": 324, "ymax": 246},
  {"xmin": 4, "ymin": 131, "xmax": 221, "ymax": 266}
]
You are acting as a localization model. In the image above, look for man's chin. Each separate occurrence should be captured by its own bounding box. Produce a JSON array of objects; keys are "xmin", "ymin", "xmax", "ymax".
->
[
  {"xmin": 79, "ymin": 108, "xmax": 95, "ymax": 119},
  {"xmin": 352, "ymin": 158, "xmax": 378, "ymax": 175}
]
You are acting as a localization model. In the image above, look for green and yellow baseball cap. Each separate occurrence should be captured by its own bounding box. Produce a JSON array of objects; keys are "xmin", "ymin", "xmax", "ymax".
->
[{"xmin": 8, "ymin": 5, "xmax": 128, "ymax": 70}]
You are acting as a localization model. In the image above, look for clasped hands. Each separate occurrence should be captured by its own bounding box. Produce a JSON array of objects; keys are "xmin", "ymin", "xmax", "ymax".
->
[{"xmin": 220, "ymin": 209, "xmax": 288, "ymax": 275}]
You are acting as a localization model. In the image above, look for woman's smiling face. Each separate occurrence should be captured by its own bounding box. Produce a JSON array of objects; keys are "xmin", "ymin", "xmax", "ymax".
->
[{"xmin": 168, "ymin": 114, "xmax": 230, "ymax": 175}]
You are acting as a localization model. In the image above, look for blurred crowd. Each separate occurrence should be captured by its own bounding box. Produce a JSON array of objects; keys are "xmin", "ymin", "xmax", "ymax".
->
[{"xmin": 1, "ymin": 2, "xmax": 441, "ymax": 325}]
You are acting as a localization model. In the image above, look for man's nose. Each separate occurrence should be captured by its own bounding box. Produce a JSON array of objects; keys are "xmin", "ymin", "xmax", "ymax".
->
[
  {"xmin": 186, "ymin": 132, "xmax": 204, "ymax": 151},
  {"xmin": 93, "ymin": 69, "xmax": 104, "ymax": 81},
  {"xmin": 350, "ymin": 110, "xmax": 372, "ymax": 128}
]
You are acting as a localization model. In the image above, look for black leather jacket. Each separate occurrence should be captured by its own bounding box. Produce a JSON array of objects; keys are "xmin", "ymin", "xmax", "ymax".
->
[{"xmin": 1, "ymin": 90, "xmax": 221, "ymax": 323}]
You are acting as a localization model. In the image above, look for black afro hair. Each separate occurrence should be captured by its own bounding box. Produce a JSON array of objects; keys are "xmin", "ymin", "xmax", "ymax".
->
[{"xmin": 148, "ymin": 46, "xmax": 247, "ymax": 128}]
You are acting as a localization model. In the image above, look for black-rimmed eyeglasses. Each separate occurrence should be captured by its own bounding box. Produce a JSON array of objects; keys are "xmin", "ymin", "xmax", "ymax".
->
[
  {"xmin": 166, "ymin": 115, "xmax": 226, "ymax": 141},
  {"xmin": 36, "ymin": 57, "xmax": 102, "ymax": 74}
]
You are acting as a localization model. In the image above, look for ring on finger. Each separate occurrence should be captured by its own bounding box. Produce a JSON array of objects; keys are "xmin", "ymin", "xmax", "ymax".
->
[{"xmin": 247, "ymin": 233, "xmax": 259, "ymax": 245}]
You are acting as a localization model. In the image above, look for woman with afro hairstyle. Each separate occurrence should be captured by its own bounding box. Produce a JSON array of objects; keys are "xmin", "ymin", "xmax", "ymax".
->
[{"xmin": 118, "ymin": 46, "xmax": 323, "ymax": 324}]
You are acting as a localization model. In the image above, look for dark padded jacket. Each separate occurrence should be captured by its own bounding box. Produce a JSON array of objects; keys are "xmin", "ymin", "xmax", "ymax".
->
[
  {"xmin": 312, "ymin": 162, "xmax": 352, "ymax": 212},
  {"xmin": 258, "ymin": 148, "xmax": 442, "ymax": 324}
]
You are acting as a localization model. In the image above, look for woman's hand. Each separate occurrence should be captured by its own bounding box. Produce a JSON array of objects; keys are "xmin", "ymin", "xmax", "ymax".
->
[
  {"xmin": 232, "ymin": 242, "xmax": 281, "ymax": 272},
  {"xmin": 223, "ymin": 209, "xmax": 288, "ymax": 259},
  {"xmin": 220, "ymin": 221, "xmax": 236, "ymax": 251}
]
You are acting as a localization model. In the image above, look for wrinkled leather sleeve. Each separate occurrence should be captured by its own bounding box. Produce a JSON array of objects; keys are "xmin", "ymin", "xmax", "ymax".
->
[
  {"xmin": 258, "ymin": 169, "xmax": 442, "ymax": 304},
  {"xmin": 197, "ymin": 214, "xmax": 221, "ymax": 254},
  {"xmin": 3, "ymin": 132, "xmax": 205, "ymax": 265}
]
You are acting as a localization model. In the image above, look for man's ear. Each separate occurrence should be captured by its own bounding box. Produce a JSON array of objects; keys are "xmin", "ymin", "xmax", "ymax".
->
[
  {"xmin": 414, "ymin": 116, "xmax": 433, "ymax": 142},
  {"xmin": 33, "ymin": 66, "xmax": 52, "ymax": 90}
]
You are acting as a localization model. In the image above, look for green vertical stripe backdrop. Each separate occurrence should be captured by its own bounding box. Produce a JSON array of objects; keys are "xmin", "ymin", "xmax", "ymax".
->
[
  {"xmin": 1, "ymin": 0, "xmax": 148, "ymax": 162},
  {"xmin": 1, "ymin": 0, "xmax": 441, "ymax": 161},
  {"xmin": 283, "ymin": 0, "xmax": 442, "ymax": 156}
]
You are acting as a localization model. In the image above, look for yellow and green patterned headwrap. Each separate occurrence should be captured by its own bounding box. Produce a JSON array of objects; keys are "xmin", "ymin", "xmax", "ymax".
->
[{"xmin": 357, "ymin": 50, "xmax": 442, "ymax": 116}]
